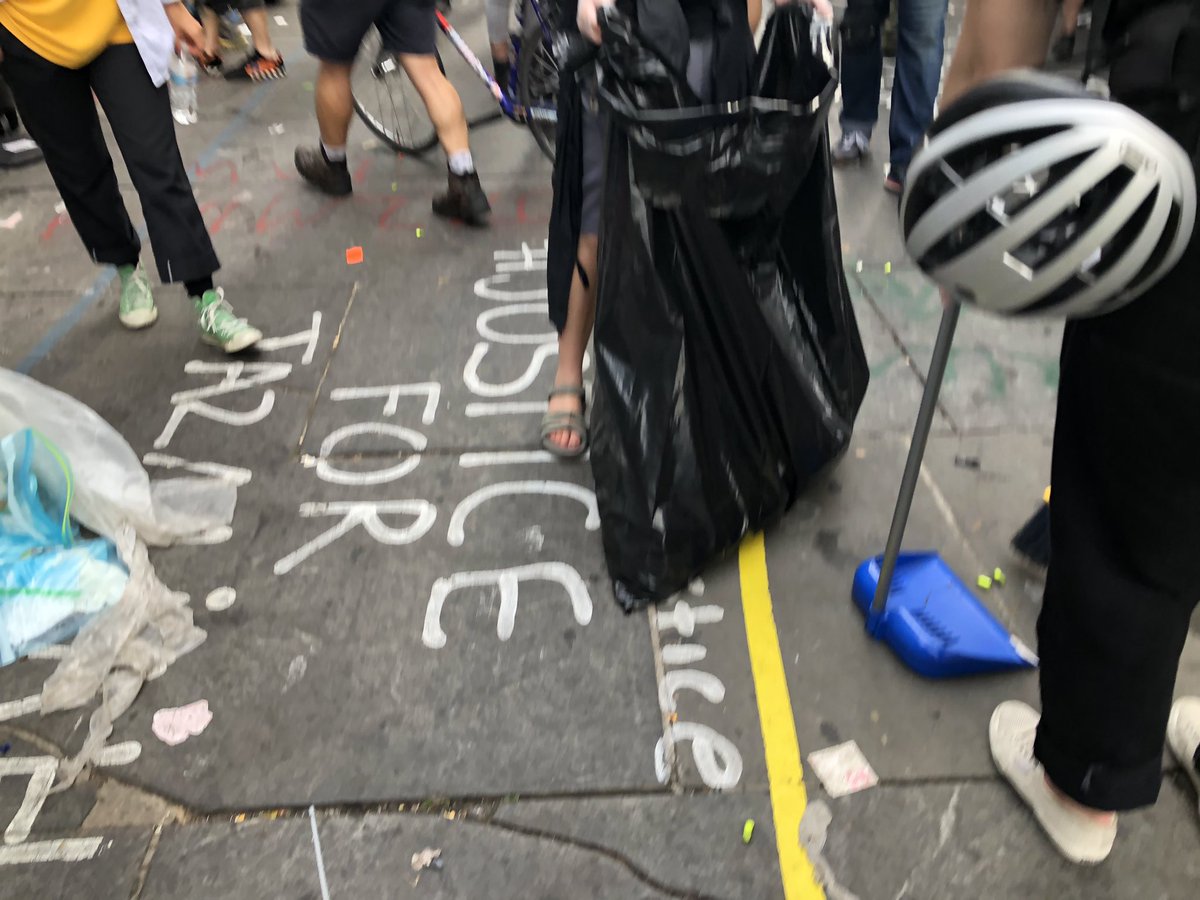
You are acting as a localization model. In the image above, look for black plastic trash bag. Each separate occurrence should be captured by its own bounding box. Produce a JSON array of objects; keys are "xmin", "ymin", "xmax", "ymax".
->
[{"xmin": 590, "ymin": 7, "xmax": 870, "ymax": 610}]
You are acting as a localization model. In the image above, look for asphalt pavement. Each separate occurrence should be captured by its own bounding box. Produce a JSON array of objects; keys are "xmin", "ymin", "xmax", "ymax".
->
[{"xmin": 1, "ymin": 3, "xmax": 1198, "ymax": 898}]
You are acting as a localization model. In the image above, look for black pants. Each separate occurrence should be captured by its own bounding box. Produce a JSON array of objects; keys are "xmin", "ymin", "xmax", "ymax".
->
[
  {"xmin": 0, "ymin": 30, "xmax": 219, "ymax": 285},
  {"xmin": 1033, "ymin": 106, "xmax": 1200, "ymax": 809}
]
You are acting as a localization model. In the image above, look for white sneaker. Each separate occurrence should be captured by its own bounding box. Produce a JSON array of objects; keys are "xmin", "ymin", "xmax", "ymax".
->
[
  {"xmin": 1167, "ymin": 696, "xmax": 1200, "ymax": 813},
  {"xmin": 989, "ymin": 701, "xmax": 1117, "ymax": 864}
]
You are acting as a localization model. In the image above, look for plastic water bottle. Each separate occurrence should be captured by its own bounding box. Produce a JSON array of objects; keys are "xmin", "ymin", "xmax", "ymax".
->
[{"xmin": 169, "ymin": 52, "xmax": 199, "ymax": 125}]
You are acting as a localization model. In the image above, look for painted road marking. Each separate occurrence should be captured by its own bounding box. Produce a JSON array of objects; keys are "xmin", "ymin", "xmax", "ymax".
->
[
  {"xmin": 0, "ymin": 837, "xmax": 103, "ymax": 865},
  {"xmin": 308, "ymin": 806, "xmax": 332, "ymax": 900},
  {"xmin": 739, "ymin": 533, "xmax": 825, "ymax": 900}
]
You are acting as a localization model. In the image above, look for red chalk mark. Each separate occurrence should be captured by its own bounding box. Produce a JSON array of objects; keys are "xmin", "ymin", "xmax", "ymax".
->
[
  {"xmin": 41, "ymin": 214, "xmax": 70, "ymax": 243},
  {"xmin": 198, "ymin": 199, "xmax": 242, "ymax": 236},
  {"xmin": 255, "ymin": 192, "xmax": 289, "ymax": 235},
  {"xmin": 376, "ymin": 196, "xmax": 409, "ymax": 230},
  {"xmin": 193, "ymin": 158, "xmax": 239, "ymax": 186},
  {"xmin": 516, "ymin": 194, "xmax": 528, "ymax": 225},
  {"xmin": 256, "ymin": 191, "xmax": 347, "ymax": 236}
]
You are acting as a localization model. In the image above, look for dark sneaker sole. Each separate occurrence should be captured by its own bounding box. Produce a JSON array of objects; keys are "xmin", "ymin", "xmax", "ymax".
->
[
  {"xmin": 432, "ymin": 201, "xmax": 492, "ymax": 228},
  {"xmin": 433, "ymin": 209, "xmax": 491, "ymax": 228}
]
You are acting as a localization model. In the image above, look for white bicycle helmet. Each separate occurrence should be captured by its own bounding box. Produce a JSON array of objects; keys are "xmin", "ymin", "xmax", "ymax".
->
[{"xmin": 901, "ymin": 71, "xmax": 1196, "ymax": 318}]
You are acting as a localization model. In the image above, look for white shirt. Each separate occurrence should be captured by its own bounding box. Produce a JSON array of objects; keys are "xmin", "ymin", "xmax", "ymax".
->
[{"xmin": 119, "ymin": 0, "xmax": 177, "ymax": 87}]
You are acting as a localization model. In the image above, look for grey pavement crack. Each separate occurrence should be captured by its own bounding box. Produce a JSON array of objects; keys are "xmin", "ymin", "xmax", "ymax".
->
[
  {"xmin": 296, "ymin": 281, "xmax": 358, "ymax": 451},
  {"xmin": 127, "ymin": 818, "xmax": 167, "ymax": 900},
  {"xmin": 477, "ymin": 814, "xmax": 717, "ymax": 900}
]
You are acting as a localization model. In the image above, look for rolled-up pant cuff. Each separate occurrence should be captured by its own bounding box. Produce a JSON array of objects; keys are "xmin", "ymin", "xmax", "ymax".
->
[{"xmin": 1034, "ymin": 725, "xmax": 1164, "ymax": 812}]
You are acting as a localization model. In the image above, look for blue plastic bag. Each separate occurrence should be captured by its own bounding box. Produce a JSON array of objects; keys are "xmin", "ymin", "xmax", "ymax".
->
[{"xmin": 0, "ymin": 429, "xmax": 127, "ymax": 665}]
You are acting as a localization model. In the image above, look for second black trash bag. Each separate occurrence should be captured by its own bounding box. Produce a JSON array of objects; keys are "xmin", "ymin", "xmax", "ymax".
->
[{"xmin": 590, "ymin": 7, "xmax": 870, "ymax": 610}]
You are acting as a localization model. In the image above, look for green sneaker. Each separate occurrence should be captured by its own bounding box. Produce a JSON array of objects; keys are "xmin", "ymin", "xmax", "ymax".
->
[
  {"xmin": 194, "ymin": 288, "xmax": 263, "ymax": 353},
  {"xmin": 117, "ymin": 263, "xmax": 158, "ymax": 329}
]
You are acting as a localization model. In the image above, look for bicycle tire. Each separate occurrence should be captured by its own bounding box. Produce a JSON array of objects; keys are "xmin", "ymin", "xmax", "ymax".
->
[
  {"xmin": 517, "ymin": 10, "xmax": 559, "ymax": 164},
  {"xmin": 351, "ymin": 28, "xmax": 444, "ymax": 156}
]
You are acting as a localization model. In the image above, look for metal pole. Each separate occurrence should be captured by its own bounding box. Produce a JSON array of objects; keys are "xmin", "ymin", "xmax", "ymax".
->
[{"xmin": 870, "ymin": 301, "xmax": 961, "ymax": 616}]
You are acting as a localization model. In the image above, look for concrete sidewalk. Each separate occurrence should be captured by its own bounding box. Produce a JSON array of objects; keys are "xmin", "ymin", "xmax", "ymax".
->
[{"xmin": 1, "ymin": 3, "xmax": 1197, "ymax": 898}]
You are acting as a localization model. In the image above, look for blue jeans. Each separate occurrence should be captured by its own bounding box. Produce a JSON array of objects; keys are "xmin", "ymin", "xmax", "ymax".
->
[{"xmin": 839, "ymin": 0, "xmax": 948, "ymax": 169}]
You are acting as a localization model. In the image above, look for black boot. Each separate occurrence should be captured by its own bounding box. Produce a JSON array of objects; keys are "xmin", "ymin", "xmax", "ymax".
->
[
  {"xmin": 433, "ymin": 168, "xmax": 491, "ymax": 227},
  {"xmin": 294, "ymin": 145, "xmax": 352, "ymax": 196}
]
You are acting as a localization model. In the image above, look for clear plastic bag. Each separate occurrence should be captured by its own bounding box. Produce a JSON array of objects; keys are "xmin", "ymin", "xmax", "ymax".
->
[
  {"xmin": 0, "ymin": 369, "xmax": 234, "ymax": 545},
  {"xmin": 0, "ymin": 368, "xmax": 238, "ymax": 788}
]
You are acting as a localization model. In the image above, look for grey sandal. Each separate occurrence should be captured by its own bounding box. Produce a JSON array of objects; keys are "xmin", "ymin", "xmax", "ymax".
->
[{"xmin": 541, "ymin": 385, "xmax": 588, "ymax": 459}]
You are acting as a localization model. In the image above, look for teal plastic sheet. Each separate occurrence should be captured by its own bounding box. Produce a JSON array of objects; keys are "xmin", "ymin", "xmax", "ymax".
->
[{"xmin": 0, "ymin": 429, "xmax": 127, "ymax": 665}]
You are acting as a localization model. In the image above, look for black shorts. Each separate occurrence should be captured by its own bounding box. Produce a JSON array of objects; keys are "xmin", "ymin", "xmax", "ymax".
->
[
  {"xmin": 301, "ymin": 0, "xmax": 437, "ymax": 63},
  {"xmin": 202, "ymin": 0, "xmax": 266, "ymax": 13}
]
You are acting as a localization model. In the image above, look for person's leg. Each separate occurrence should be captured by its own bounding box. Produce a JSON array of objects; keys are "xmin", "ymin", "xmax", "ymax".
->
[
  {"xmin": 1035, "ymin": 264, "xmax": 1200, "ymax": 815},
  {"xmin": 315, "ymin": 62, "xmax": 355, "ymax": 152},
  {"xmin": 200, "ymin": 3, "xmax": 223, "ymax": 60},
  {"xmin": 0, "ymin": 28, "xmax": 143, "ymax": 276},
  {"xmin": 543, "ymin": 102, "xmax": 603, "ymax": 454},
  {"xmin": 987, "ymin": 211, "xmax": 1200, "ymax": 863},
  {"xmin": 941, "ymin": 0, "xmax": 1058, "ymax": 107},
  {"xmin": 835, "ymin": 0, "xmax": 887, "ymax": 162},
  {"xmin": 544, "ymin": 234, "xmax": 597, "ymax": 453},
  {"xmin": 389, "ymin": 0, "xmax": 490, "ymax": 225},
  {"xmin": 400, "ymin": 54, "xmax": 468, "ymax": 155},
  {"xmin": 294, "ymin": 61, "xmax": 355, "ymax": 193},
  {"xmin": 1052, "ymin": 0, "xmax": 1085, "ymax": 62},
  {"xmin": 486, "ymin": 0, "xmax": 512, "ymax": 81},
  {"xmin": 90, "ymin": 43, "xmax": 262, "ymax": 351},
  {"xmin": 226, "ymin": 0, "xmax": 287, "ymax": 80},
  {"xmin": 886, "ymin": 0, "xmax": 947, "ymax": 188},
  {"xmin": 296, "ymin": 0, "xmax": 376, "ymax": 194},
  {"xmin": 240, "ymin": 4, "xmax": 279, "ymax": 58}
]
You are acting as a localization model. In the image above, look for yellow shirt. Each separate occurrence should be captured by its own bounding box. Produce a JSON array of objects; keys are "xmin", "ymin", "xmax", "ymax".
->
[{"xmin": 0, "ymin": 0, "xmax": 134, "ymax": 69}]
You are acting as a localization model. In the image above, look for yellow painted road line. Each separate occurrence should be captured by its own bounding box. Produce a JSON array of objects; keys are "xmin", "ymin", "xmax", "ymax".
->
[{"xmin": 739, "ymin": 533, "xmax": 825, "ymax": 900}]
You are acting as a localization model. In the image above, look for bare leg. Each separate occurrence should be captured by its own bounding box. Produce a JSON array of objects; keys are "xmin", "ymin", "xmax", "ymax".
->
[
  {"xmin": 547, "ymin": 235, "xmax": 598, "ymax": 453},
  {"xmin": 400, "ymin": 53, "xmax": 469, "ymax": 155},
  {"xmin": 1045, "ymin": 775, "xmax": 1117, "ymax": 825},
  {"xmin": 491, "ymin": 40, "xmax": 510, "ymax": 65},
  {"xmin": 942, "ymin": 0, "xmax": 1057, "ymax": 106},
  {"xmin": 747, "ymin": 0, "xmax": 762, "ymax": 34},
  {"xmin": 241, "ymin": 7, "xmax": 280, "ymax": 59},
  {"xmin": 1061, "ymin": 0, "xmax": 1085, "ymax": 36},
  {"xmin": 201, "ymin": 6, "xmax": 221, "ymax": 57},
  {"xmin": 315, "ymin": 61, "xmax": 354, "ymax": 148}
]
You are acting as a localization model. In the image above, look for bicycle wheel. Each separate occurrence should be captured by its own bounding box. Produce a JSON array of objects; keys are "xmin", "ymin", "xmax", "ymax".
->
[
  {"xmin": 352, "ymin": 27, "xmax": 443, "ymax": 155},
  {"xmin": 517, "ymin": 10, "xmax": 560, "ymax": 163}
]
